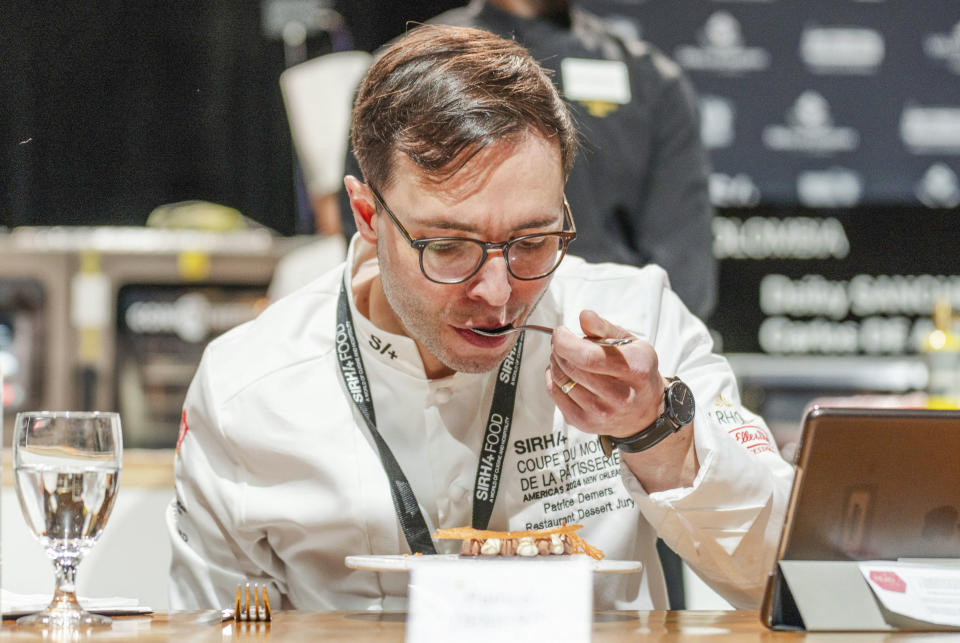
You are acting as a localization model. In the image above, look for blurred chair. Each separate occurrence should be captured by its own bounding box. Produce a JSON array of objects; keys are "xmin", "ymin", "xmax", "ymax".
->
[
  {"xmin": 271, "ymin": 50, "xmax": 372, "ymax": 300},
  {"xmin": 280, "ymin": 50, "xmax": 372, "ymax": 236}
]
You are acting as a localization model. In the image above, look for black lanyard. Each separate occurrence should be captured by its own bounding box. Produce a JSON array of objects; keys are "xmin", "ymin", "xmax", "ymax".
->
[{"xmin": 335, "ymin": 279, "xmax": 523, "ymax": 554}]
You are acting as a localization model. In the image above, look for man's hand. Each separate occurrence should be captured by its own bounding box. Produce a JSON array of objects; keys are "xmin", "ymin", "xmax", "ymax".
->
[{"xmin": 545, "ymin": 310, "xmax": 698, "ymax": 492}]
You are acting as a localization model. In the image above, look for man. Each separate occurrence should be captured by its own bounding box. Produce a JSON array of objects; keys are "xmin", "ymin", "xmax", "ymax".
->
[
  {"xmin": 168, "ymin": 25, "xmax": 791, "ymax": 612},
  {"xmin": 338, "ymin": 0, "xmax": 717, "ymax": 321}
]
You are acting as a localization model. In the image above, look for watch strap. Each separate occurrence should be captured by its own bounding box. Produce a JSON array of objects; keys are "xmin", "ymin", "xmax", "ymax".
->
[
  {"xmin": 598, "ymin": 377, "xmax": 691, "ymax": 457},
  {"xmin": 610, "ymin": 415, "xmax": 680, "ymax": 454},
  {"xmin": 599, "ymin": 416, "xmax": 679, "ymax": 457}
]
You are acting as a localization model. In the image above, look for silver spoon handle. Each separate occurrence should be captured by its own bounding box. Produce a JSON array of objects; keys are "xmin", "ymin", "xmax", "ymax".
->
[
  {"xmin": 586, "ymin": 336, "xmax": 634, "ymax": 346},
  {"xmin": 513, "ymin": 324, "xmax": 554, "ymax": 335},
  {"xmin": 474, "ymin": 325, "xmax": 633, "ymax": 345}
]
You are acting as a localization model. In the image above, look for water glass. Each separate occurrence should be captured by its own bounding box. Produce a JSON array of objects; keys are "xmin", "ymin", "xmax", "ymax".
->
[{"xmin": 13, "ymin": 411, "xmax": 122, "ymax": 627}]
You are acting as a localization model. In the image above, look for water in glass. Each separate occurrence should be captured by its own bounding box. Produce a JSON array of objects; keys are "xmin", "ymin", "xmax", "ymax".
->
[{"xmin": 13, "ymin": 411, "xmax": 122, "ymax": 628}]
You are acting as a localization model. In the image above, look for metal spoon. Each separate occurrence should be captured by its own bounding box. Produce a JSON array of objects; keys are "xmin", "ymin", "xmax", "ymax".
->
[{"xmin": 471, "ymin": 324, "xmax": 634, "ymax": 346}]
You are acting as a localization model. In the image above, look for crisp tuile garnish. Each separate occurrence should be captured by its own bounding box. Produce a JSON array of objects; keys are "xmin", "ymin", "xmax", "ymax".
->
[{"xmin": 433, "ymin": 524, "xmax": 605, "ymax": 560}]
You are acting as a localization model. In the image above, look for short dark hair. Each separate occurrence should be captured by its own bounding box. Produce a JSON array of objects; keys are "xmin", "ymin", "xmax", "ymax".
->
[{"xmin": 350, "ymin": 25, "xmax": 578, "ymax": 191}]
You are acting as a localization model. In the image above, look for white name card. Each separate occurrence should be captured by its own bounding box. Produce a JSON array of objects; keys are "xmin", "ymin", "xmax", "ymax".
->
[
  {"xmin": 560, "ymin": 58, "xmax": 631, "ymax": 105},
  {"xmin": 859, "ymin": 560, "xmax": 960, "ymax": 629},
  {"xmin": 406, "ymin": 557, "xmax": 593, "ymax": 643}
]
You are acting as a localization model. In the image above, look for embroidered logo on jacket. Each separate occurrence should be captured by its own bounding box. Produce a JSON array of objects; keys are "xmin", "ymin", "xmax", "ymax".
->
[
  {"xmin": 727, "ymin": 425, "xmax": 776, "ymax": 455},
  {"xmin": 176, "ymin": 410, "xmax": 189, "ymax": 454}
]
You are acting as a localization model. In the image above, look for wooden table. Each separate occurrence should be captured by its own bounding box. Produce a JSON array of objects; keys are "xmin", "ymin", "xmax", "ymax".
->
[{"xmin": 0, "ymin": 610, "xmax": 953, "ymax": 641}]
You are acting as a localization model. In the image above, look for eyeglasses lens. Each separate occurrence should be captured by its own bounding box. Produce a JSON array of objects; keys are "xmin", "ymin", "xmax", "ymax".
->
[
  {"xmin": 422, "ymin": 241, "xmax": 484, "ymax": 282},
  {"xmin": 421, "ymin": 235, "xmax": 564, "ymax": 283}
]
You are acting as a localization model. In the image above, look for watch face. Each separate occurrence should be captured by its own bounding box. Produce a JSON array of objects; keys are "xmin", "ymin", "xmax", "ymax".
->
[{"xmin": 666, "ymin": 380, "xmax": 695, "ymax": 426}]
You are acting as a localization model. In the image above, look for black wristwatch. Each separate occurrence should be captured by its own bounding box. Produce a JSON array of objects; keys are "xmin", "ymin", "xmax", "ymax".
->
[{"xmin": 598, "ymin": 377, "xmax": 695, "ymax": 457}]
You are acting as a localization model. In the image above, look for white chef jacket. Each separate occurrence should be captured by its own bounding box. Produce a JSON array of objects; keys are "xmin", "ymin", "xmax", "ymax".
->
[{"xmin": 167, "ymin": 237, "xmax": 794, "ymax": 612}]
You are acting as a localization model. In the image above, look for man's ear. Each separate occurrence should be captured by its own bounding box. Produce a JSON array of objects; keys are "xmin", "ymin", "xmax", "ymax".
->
[{"xmin": 344, "ymin": 175, "xmax": 378, "ymax": 243}]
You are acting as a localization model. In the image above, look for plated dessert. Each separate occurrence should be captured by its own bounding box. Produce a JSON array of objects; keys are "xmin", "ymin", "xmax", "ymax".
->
[{"xmin": 433, "ymin": 524, "xmax": 604, "ymax": 560}]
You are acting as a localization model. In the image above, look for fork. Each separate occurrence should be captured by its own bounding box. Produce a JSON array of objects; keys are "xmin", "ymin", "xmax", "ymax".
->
[
  {"xmin": 235, "ymin": 582, "xmax": 272, "ymax": 622},
  {"xmin": 471, "ymin": 324, "xmax": 634, "ymax": 346},
  {"xmin": 193, "ymin": 583, "xmax": 272, "ymax": 625}
]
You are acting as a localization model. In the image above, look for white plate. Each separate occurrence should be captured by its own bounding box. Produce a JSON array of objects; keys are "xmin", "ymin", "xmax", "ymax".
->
[{"xmin": 345, "ymin": 554, "xmax": 642, "ymax": 575}]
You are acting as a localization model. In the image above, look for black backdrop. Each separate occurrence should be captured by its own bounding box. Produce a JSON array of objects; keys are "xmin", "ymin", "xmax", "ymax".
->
[
  {"xmin": 0, "ymin": 0, "xmax": 462, "ymax": 235},
  {"xmin": 591, "ymin": 0, "xmax": 960, "ymax": 208},
  {"xmin": 5, "ymin": 1, "xmax": 957, "ymax": 228},
  {"xmin": 592, "ymin": 0, "xmax": 960, "ymax": 354},
  {"xmin": 3, "ymin": 1, "xmax": 958, "ymax": 356}
]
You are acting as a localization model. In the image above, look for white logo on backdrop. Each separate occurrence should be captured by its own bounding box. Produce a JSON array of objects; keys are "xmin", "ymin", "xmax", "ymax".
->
[
  {"xmin": 713, "ymin": 217, "xmax": 850, "ymax": 260},
  {"xmin": 763, "ymin": 91, "xmax": 860, "ymax": 154},
  {"xmin": 710, "ymin": 173, "xmax": 760, "ymax": 207},
  {"xmin": 797, "ymin": 167, "xmax": 863, "ymax": 207},
  {"xmin": 915, "ymin": 163, "xmax": 960, "ymax": 208},
  {"xmin": 700, "ymin": 95, "xmax": 735, "ymax": 149},
  {"xmin": 674, "ymin": 11, "xmax": 771, "ymax": 73},
  {"xmin": 800, "ymin": 26, "xmax": 885, "ymax": 74},
  {"xmin": 900, "ymin": 105, "xmax": 960, "ymax": 153},
  {"xmin": 923, "ymin": 22, "xmax": 960, "ymax": 74},
  {"xmin": 125, "ymin": 293, "xmax": 259, "ymax": 343}
]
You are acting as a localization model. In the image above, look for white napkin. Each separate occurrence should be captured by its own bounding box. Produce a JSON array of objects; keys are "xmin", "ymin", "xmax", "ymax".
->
[{"xmin": 1, "ymin": 589, "xmax": 150, "ymax": 617}]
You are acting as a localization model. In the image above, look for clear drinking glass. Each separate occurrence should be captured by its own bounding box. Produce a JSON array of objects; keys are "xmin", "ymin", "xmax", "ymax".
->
[{"xmin": 13, "ymin": 411, "xmax": 122, "ymax": 627}]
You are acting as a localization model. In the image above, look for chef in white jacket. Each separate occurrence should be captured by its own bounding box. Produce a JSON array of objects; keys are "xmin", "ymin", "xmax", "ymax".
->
[{"xmin": 168, "ymin": 24, "xmax": 793, "ymax": 612}]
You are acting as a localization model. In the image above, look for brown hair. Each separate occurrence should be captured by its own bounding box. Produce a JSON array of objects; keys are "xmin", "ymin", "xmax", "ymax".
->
[{"xmin": 350, "ymin": 24, "xmax": 578, "ymax": 191}]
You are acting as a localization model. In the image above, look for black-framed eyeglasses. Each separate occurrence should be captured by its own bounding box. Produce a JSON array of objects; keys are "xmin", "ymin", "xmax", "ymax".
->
[{"xmin": 369, "ymin": 187, "xmax": 577, "ymax": 284}]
